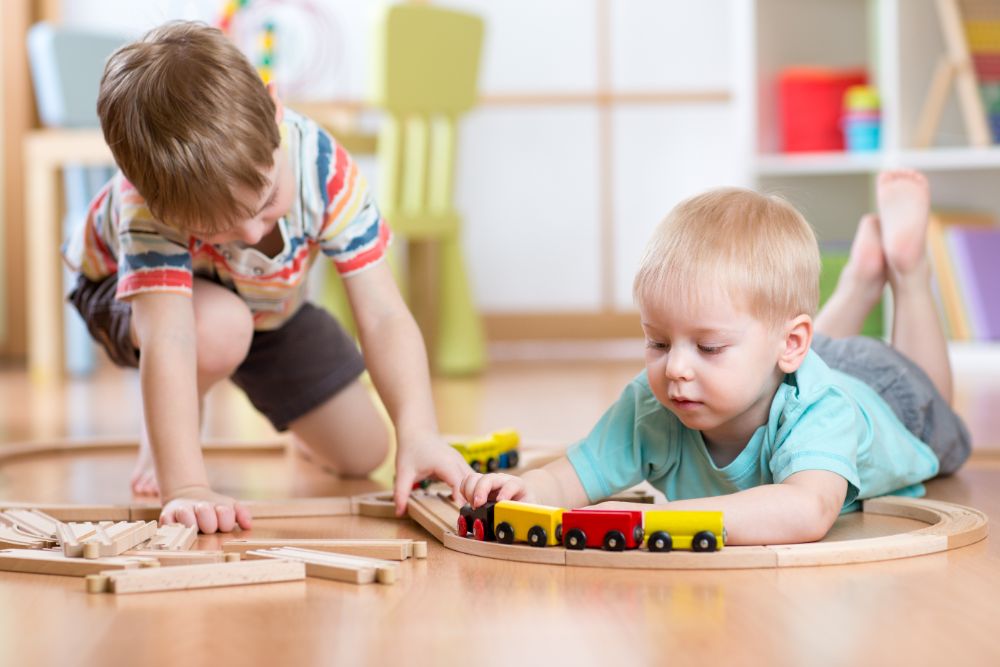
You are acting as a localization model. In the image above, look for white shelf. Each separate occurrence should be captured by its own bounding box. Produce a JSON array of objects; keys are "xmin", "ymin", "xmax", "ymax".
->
[
  {"xmin": 755, "ymin": 151, "xmax": 883, "ymax": 176},
  {"xmin": 899, "ymin": 147, "xmax": 1000, "ymax": 171},
  {"xmin": 756, "ymin": 147, "xmax": 1000, "ymax": 177},
  {"xmin": 949, "ymin": 340, "xmax": 1000, "ymax": 378}
]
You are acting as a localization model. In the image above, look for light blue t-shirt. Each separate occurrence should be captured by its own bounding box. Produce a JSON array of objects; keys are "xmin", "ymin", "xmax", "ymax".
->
[{"xmin": 566, "ymin": 349, "xmax": 940, "ymax": 513}]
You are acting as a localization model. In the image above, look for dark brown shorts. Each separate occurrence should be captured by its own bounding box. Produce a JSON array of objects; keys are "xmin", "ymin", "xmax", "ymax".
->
[{"xmin": 68, "ymin": 274, "xmax": 366, "ymax": 432}]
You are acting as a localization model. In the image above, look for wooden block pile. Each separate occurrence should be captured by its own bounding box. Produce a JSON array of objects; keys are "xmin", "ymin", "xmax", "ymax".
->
[{"xmin": 0, "ymin": 505, "xmax": 429, "ymax": 595}]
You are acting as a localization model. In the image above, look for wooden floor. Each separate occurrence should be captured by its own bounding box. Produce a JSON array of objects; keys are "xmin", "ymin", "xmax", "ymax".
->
[{"xmin": 1, "ymin": 347, "xmax": 999, "ymax": 666}]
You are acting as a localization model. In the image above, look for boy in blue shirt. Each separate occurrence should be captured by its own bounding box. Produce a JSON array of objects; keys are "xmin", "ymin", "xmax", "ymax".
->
[{"xmin": 460, "ymin": 170, "xmax": 970, "ymax": 545}]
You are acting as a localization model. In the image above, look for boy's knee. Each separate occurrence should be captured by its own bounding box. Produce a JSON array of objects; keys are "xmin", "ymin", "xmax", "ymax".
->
[
  {"xmin": 295, "ymin": 421, "xmax": 390, "ymax": 478},
  {"xmin": 194, "ymin": 291, "xmax": 254, "ymax": 377},
  {"xmin": 337, "ymin": 427, "xmax": 391, "ymax": 477}
]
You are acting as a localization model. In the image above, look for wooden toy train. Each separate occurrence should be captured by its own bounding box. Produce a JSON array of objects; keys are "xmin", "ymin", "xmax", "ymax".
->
[
  {"xmin": 450, "ymin": 430, "xmax": 520, "ymax": 472},
  {"xmin": 458, "ymin": 500, "xmax": 725, "ymax": 552}
]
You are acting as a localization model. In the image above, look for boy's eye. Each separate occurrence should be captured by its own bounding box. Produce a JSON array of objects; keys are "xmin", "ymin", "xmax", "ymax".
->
[
  {"xmin": 261, "ymin": 192, "xmax": 278, "ymax": 212},
  {"xmin": 645, "ymin": 340, "xmax": 668, "ymax": 351},
  {"xmin": 698, "ymin": 345, "xmax": 724, "ymax": 354}
]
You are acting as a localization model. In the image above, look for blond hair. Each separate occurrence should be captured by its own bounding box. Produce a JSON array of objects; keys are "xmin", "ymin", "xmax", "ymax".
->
[
  {"xmin": 633, "ymin": 188, "xmax": 820, "ymax": 327},
  {"xmin": 97, "ymin": 21, "xmax": 280, "ymax": 232}
]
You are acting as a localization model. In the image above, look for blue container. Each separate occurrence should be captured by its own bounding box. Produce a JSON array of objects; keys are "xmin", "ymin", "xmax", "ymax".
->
[{"xmin": 844, "ymin": 117, "xmax": 880, "ymax": 151}]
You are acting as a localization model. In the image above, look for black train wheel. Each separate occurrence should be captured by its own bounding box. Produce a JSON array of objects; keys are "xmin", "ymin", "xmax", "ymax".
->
[
  {"xmin": 564, "ymin": 528, "xmax": 587, "ymax": 550},
  {"xmin": 602, "ymin": 530, "xmax": 626, "ymax": 551},
  {"xmin": 495, "ymin": 522, "xmax": 515, "ymax": 544},
  {"xmin": 648, "ymin": 531, "xmax": 673, "ymax": 553},
  {"xmin": 527, "ymin": 525, "xmax": 548, "ymax": 547},
  {"xmin": 692, "ymin": 531, "xmax": 718, "ymax": 552}
]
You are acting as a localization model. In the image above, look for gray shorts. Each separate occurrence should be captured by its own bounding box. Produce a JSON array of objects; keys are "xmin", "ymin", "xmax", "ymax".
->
[
  {"xmin": 68, "ymin": 274, "xmax": 366, "ymax": 432},
  {"xmin": 811, "ymin": 333, "xmax": 971, "ymax": 475}
]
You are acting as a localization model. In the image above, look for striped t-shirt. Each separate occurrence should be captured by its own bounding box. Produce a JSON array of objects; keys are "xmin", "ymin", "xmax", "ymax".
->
[{"xmin": 62, "ymin": 109, "xmax": 391, "ymax": 330}]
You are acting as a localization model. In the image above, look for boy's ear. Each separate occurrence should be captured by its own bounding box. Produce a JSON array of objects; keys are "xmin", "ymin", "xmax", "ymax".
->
[
  {"xmin": 777, "ymin": 314, "xmax": 813, "ymax": 374},
  {"xmin": 268, "ymin": 83, "xmax": 284, "ymax": 124}
]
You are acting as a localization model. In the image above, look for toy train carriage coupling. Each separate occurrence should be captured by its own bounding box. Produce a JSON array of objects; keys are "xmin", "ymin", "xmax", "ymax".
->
[
  {"xmin": 643, "ymin": 510, "xmax": 726, "ymax": 552},
  {"xmin": 458, "ymin": 500, "xmax": 563, "ymax": 547},
  {"xmin": 451, "ymin": 429, "xmax": 520, "ymax": 472},
  {"xmin": 562, "ymin": 509, "xmax": 645, "ymax": 551}
]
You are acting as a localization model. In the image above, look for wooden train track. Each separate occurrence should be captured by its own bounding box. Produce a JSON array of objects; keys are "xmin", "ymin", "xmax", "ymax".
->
[
  {"xmin": 404, "ymin": 491, "xmax": 988, "ymax": 569},
  {"xmin": 0, "ymin": 439, "xmax": 989, "ymax": 570}
]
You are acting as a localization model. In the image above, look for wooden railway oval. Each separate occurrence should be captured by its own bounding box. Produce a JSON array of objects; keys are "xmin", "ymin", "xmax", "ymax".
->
[
  {"xmin": 0, "ymin": 440, "xmax": 988, "ymax": 569},
  {"xmin": 407, "ymin": 491, "xmax": 988, "ymax": 569}
]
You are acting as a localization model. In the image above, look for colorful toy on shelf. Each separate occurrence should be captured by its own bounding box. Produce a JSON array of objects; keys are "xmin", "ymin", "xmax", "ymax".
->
[
  {"xmin": 562, "ymin": 509, "xmax": 644, "ymax": 551},
  {"xmin": 778, "ymin": 67, "xmax": 867, "ymax": 152},
  {"xmin": 450, "ymin": 429, "xmax": 520, "ymax": 473},
  {"xmin": 842, "ymin": 85, "xmax": 881, "ymax": 152},
  {"xmin": 644, "ymin": 510, "xmax": 725, "ymax": 552},
  {"xmin": 457, "ymin": 501, "xmax": 726, "ymax": 553}
]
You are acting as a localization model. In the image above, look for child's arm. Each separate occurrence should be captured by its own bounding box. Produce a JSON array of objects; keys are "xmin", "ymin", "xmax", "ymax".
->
[
  {"xmin": 461, "ymin": 456, "xmax": 590, "ymax": 509},
  {"xmin": 465, "ymin": 461, "xmax": 847, "ymax": 544},
  {"xmin": 596, "ymin": 470, "xmax": 848, "ymax": 545},
  {"xmin": 131, "ymin": 292, "xmax": 252, "ymax": 533},
  {"xmin": 341, "ymin": 261, "xmax": 471, "ymax": 514}
]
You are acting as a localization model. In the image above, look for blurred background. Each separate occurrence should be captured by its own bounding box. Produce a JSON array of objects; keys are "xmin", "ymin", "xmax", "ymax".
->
[{"xmin": 0, "ymin": 0, "xmax": 998, "ymax": 449}]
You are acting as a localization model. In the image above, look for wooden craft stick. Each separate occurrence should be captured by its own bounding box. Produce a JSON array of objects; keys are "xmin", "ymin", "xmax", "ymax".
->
[
  {"xmin": 0, "ymin": 525, "xmax": 53, "ymax": 549},
  {"xmin": 0, "ymin": 496, "xmax": 358, "ymax": 523},
  {"xmin": 2, "ymin": 509, "xmax": 61, "ymax": 539},
  {"xmin": 351, "ymin": 492, "xmax": 399, "ymax": 519},
  {"xmin": 245, "ymin": 547, "xmax": 399, "ymax": 584},
  {"xmin": 241, "ymin": 497, "xmax": 353, "ymax": 518},
  {"xmin": 147, "ymin": 524, "xmax": 198, "ymax": 551},
  {"xmin": 67, "ymin": 521, "xmax": 159, "ymax": 559},
  {"xmin": 122, "ymin": 550, "xmax": 227, "ymax": 566},
  {"xmin": 86, "ymin": 558, "xmax": 305, "ymax": 594},
  {"xmin": 0, "ymin": 549, "xmax": 158, "ymax": 576},
  {"xmin": 222, "ymin": 538, "xmax": 425, "ymax": 561},
  {"xmin": 0, "ymin": 503, "xmax": 131, "ymax": 522},
  {"xmin": 61, "ymin": 522, "xmax": 101, "ymax": 557}
]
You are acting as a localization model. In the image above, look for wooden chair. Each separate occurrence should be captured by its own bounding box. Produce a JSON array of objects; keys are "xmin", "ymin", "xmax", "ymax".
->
[{"xmin": 323, "ymin": 4, "xmax": 486, "ymax": 375}]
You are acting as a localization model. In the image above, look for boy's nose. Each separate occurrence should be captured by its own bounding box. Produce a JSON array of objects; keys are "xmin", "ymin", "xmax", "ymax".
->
[
  {"xmin": 664, "ymin": 351, "xmax": 693, "ymax": 381},
  {"xmin": 239, "ymin": 224, "xmax": 264, "ymax": 245}
]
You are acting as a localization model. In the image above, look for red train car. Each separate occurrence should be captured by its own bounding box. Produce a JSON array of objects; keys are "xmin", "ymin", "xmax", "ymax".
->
[{"xmin": 562, "ymin": 509, "xmax": 645, "ymax": 551}]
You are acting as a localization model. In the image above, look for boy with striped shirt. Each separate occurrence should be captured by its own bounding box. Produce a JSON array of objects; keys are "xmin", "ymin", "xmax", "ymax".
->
[{"xmin": 63, "ymin": 21, "xmax": 469, "ymax": 532}]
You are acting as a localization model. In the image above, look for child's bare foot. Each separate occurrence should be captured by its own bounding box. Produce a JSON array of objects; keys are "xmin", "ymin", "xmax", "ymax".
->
[
  {"xmin": 130, "ymin": 437, "xmax": 160, "ymax": 496},
  {"xmin": 842, "ymin": 213, "xmax": 887, "ymax": 300},
  {"xmin": 876, "ymin": 170, "xmax": 931, "ymax": 280},
  {"xmin": 814, "ymin": 214, "xmax": 886, "ymax": 338}
]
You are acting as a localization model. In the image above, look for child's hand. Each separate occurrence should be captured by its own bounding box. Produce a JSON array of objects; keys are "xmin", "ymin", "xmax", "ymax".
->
[
  {"xmin": 393, "ymin": 434, "xmax": 471, "ymax": 516},
  {"xmin": 160, "ymin": 485, "xmax": 252, "ymax": 534},
  {"xmin": 460, "ymin": 472, "xmax": 533, "ymax": 508}
]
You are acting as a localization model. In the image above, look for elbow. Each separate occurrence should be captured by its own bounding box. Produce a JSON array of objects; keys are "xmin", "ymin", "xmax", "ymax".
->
[{"xmin": 797, "ymin": 494, "xmax": 841, "ymax": 543}]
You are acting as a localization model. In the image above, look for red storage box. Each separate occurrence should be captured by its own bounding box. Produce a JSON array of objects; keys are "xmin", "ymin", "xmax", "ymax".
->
[{"xmin": 779, "ymin": 67, "xmax": 868, "ymax": 152}]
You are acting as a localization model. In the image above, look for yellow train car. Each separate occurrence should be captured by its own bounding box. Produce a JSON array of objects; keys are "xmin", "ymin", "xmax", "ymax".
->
[
  {"xmin": 451, "ymin": 430, "xmax": 520, "ymax": 472},
  {"xmin": 493, "ymin": 500, "xmax": 564, "ymax": 547},
  {"xmin": 643, "ymin": 510, "xmax": 725, "ymax": 552}
]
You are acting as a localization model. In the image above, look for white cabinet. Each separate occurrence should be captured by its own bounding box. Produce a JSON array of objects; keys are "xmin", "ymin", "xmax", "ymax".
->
[
  {"xmin": 746, "ymin": 0, "xmax": 1000, "ymax": 243},
  {"xmin": 745, "ymin": 0, "xmax": 1000, "ymax": 357}
]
